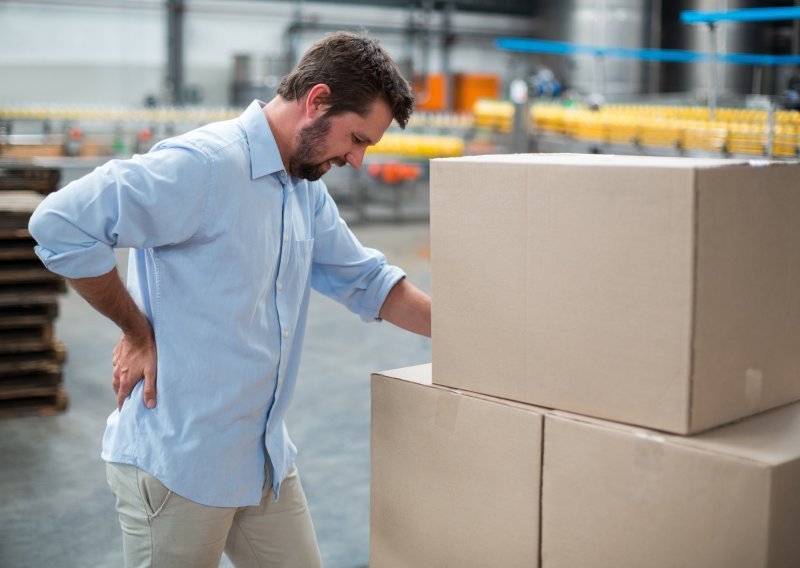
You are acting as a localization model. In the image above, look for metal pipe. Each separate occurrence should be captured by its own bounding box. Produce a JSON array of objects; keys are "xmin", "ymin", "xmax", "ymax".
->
[
  {"xmin": 405, "ymin": 4, "xmax": 416, "ymax": 78},
  {"xmin": 708, "ymin": 22, "xmax": 718, "ymax": 121},
  {"xmin": 766, "ymin": 99, "xmax": 775, "ymax": 158},
  {"xmin": 0, "ymin": 0, "xmax": 160, "ymax": 10},
  {"xmin": 752, "ymin": 65, "xmax": 762, "ymax": 95},
  {"xmin": 442, "ymin": 1, "xmax": 455, "ymax": 112},
  {"xmin": 794, "ymin": 0, "xmax": 800, "ymax": 57},
  {"xmin": 509, "ymin": 79, "xmax": 530, "ymax": 153},
  {"xmin": 648, "ymin": 0, "xmax": 662, "ymax": 94},
  {"xmin": 284, "ymin": 0, "xmax": 304, "ymax": 67},
  {"xmin": 282, "ymin": 18, "xmax": 538, "ymax": 41},
  {"xmin": 166, "ymin": 0, "xmax": 185, "ymax": 106},
  {"xmin": 420, "ymin": 0, "xmax": 432, "ymax": 83}
]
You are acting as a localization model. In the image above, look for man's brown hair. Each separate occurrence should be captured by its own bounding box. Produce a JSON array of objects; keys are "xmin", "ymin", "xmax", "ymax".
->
[{"xmin": 278, "ymin": 31, "xmax": 414, "ymax": 128}]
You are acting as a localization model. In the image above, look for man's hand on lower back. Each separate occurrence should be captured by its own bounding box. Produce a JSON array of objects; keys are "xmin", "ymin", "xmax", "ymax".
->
[
  {"xmin": 65, "ymin": 268, "xmax": 157, "ymax": 411},
  {"xmin": 112, "ymin": 327, "xmax": 158, "ymax": 411}
]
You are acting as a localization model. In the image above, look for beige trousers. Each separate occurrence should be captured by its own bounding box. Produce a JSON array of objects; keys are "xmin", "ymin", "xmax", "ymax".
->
[{"xmin": 106, "ymin": 463, "xmax": 322, "ymax": 568}]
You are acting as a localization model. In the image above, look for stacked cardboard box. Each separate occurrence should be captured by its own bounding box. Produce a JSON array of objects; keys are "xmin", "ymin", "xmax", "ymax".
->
[
  {"xmin": 0, "ymin": 171, "xmax": 67, "ymax": 416},
  {"xmin": 372, "ymin": 365, "xmax": 800, "ymax": 568},
  {"xmin": 371, "ymin": 365, "xmax": 543, "ymax": 567},
  {"xmin": 371, "ymin": 154, "xmax": 800, "ymax": 567}
]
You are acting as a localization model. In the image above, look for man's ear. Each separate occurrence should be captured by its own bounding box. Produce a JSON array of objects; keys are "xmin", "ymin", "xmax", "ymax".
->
[{"xmin": 305, "ymin": 84, "xmax": 332, "ymax": 119}]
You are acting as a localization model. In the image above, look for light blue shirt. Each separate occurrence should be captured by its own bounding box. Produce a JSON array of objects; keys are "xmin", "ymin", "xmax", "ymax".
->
[{"xmin": 29, "ymin": 100, "xmax": 405, "ymax": 507}]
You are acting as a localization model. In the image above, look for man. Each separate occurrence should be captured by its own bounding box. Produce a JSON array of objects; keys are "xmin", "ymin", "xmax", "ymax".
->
[{"xmin": 29, "ymin": 32, "xmax": 430, "ymax": 567}]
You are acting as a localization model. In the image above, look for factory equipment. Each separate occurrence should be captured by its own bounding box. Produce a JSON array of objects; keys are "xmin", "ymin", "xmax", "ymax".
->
[
  {"xmin": 2, "ymin": 3, "xmax": 799, "ymax": 225},
  {"xmin": 662, "ymin": 0, "xmax": 764, "ymax": 97},
  {"xmin": 472, "ymin": 100, "xmax": 800, "ymax": 159},
  {"xmin": 230, "ymin": 54, "xmax": 291, "ymax": 107},
  {"xmin": 535, "ymin": 0, "xmax": 657, "ymax": 96}
]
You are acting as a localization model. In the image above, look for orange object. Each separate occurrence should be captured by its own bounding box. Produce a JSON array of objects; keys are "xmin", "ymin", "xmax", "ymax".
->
[
  {"xmin": 413, "ymin": 73, "xmax": 499, "ymax": 112},
  {"xmin": 368, "ymin": 162, "xmax": 422, "ymax": 185},
  {"xmin": 413, "ymin": 74, "xmax": 446, "ymax": 112},
  {"xmin": 454, "ymin": 73, "xmax": 499, "ymax": 114}
]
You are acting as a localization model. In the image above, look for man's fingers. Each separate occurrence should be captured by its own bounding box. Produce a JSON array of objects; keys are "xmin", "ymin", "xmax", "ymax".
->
[
  {"xmin": 115, "ymin": 368, "xmax": 152, "ymax": 411},
  {"xmin": 117, "ymin": 370, "xmax": 129, "ymax": 410},
  {"xmin": 111, "ymin": 332, "xmax": 155, "ymax": 411},
  {"xmin": 142, "ymin": 371, "xmax": 157, "ymax": 410}
]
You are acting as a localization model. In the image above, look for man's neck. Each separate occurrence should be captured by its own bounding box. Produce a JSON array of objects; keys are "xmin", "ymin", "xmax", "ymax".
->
[{"xmin": 262, "ymin": 97, "xmax": 299, "ymax": 173}]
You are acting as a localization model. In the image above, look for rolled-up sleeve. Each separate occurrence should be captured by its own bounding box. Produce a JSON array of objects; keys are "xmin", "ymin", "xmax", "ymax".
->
[
  {"xmin": 29, "ymin": 144, "xmax": 212, "ymax": 279},
  {"xmin": 309, "ymin": 184, "xmax": 405, "ymax": 322}
]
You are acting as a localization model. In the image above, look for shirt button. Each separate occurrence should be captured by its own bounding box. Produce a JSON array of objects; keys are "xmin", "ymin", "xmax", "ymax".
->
[
  {"xmin": 277, "ymin": 283, "xmax": 283, "ymax": 291},
  {"xmin": 282, "ymin": 330, "xmax": 289, "ymax": 338},
  {"xmin": 283, "ymin": 234, "xmax": 289, "ymax": 242}
]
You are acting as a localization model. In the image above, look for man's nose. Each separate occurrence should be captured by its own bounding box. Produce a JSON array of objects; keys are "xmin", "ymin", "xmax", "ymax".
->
[{"xmin": 346, "ymin": 147, "xmax": 367, "ymax": 170}]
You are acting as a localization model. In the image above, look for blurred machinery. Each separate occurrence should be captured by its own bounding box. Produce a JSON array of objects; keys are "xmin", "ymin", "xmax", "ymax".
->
[
  {"xmin": 472, "ymin": 99, "xmax": 800, "ymax": 159},
  {"xmin": 535, "ymin": 0, "xmax": 657, "ymax": 97},
  {"xmin": 0, "ymin": 103, "xmax": 473, "ymax": 223},
  {"xmin": 230, "ymin": 55, "xmax": 291, "ymax": 108},
  {"xmin": 662, "ymin": 0, "xmax": 762, "ymax": 97},
  {"xmin": 2, "ymin": 3, "xmax": 799, "ymax": 223},
  {"xmin": 486, "ymin": 5, "xmax": 800, "ymax": 160}
]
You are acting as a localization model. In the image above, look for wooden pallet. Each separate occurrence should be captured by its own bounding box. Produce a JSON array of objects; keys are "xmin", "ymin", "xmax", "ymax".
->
[
  {"xmin": 0, "ymin": 302, "xmax": 58, "ymax": 320},
  {"xmin": 0, "ymin": 306, "xmax": 60, "ymax": 357},
  {"xmin": 0, "ymin": 161, "xmax": 61, "ymax": 195},
  {"xmin": 0, "ymin": 342, "xmax": 68, "ymax": 417},
  {"xmin": 0, "ymin": 320, "xmax": 55, "ymax": 352},
  {"xmin": 0, "ymin": 366, "xmax": 63, "ymax": 393},
  {"xmin": 0, "ymin": 341, "xmax": 67, "ymax": 376},
  {"xmin": 0, "ymin": 188, "xmax": 70, "ymax": 417},
  {"xmin": 0, "ymin": 191, "xmax": 44, "ymax": 231},
  {"xmin": 0, "ymin": 386, "xmax": 68, "ymax": 417},
  {"xmin": 0, "ymin": 191, "xmax": 66, "ymax": 293},
  {"xmin": 0, "ymin": 261, "xmax": 63, "ymax": 284},
  {"xmin": 0, "ymin": 282, "xmax": 66, "ymax": 307},
  {"xmin": 0, "ymin": 236, "xmax": 38, "ymax": 261}
]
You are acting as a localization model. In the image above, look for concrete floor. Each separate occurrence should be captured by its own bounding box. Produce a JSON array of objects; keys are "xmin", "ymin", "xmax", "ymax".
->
[{"xmin": 0, "ymin": 221, "xmax": 432, "ymax": 568}]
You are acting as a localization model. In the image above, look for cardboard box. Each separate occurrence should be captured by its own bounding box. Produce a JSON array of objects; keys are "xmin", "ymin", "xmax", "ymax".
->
[
  {"xmin": 431, "ymin": 154, "xmax": 800, "ymax": 434},
  {"xmin": 542, "ymin": 403, "xmax": 800, "ymax": 568},
  {"xmin": 371, "ymin": 364, "xmax": 543, "ymax": 567}
]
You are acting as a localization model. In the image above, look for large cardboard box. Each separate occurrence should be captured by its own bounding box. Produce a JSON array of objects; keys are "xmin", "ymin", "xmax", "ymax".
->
[
  {"xmin": 542, "ymin": 402, "xmax": 800, "ymax": 568},
  {"xmin": 431, "ymin": 154, "xmax": 800, "ymax": 434},
  {"xmin": 370, "ymin": 364, "xmax": 543, "ymax": 567}
]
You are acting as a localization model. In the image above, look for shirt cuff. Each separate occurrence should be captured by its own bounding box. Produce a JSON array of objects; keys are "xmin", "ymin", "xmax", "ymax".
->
[
  {"xmin": 360, "ymin": 266, "xmax": 406, "ymax": 323},
  {"xmin": 34, "ymin": 243, "xmax": 118, "ymax": 279}
]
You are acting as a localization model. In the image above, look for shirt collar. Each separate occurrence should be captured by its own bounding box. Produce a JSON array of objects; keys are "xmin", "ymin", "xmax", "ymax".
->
[{"xmin": 240, "ymin": 99, "xmax": 286, "ymax": 180}]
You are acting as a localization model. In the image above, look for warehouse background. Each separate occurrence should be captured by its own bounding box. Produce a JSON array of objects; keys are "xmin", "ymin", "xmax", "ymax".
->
[
  {"xmin": 0, "ymin": 0, "xmax": 533, "ymax": 106},
  {"xmin": 2, "ymin": 0, "xmax": 799, "ymax": 107},
  {"xmin": 1, "ymin": 1, "xmax": 799, "ymax": 567}
]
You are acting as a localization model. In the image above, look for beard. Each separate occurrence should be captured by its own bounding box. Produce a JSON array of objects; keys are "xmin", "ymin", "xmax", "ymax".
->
[{"xmin": 288, "ymin": 113, "xmax": 340, "ymax": 181}]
